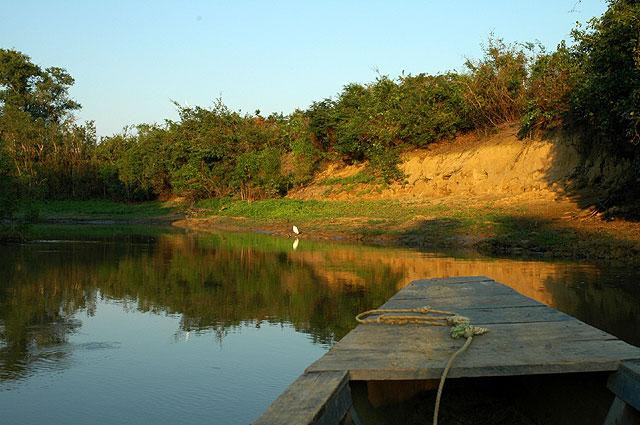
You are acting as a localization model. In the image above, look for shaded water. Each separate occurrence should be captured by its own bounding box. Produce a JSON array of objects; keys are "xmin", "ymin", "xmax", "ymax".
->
[{"xmin": 1, "ymin": 227, "xmax": 639, "ymax": 424}]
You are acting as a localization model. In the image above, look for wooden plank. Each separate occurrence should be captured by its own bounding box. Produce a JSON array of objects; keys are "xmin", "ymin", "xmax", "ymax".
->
[
  {"xmin": 385, "ymin": 292, "xmax": 542, "ymax": 309},
  {"xmin": 409, "ymin": 275, "xmax": 493, "ymax": 284},
  {"xmin": 307, "ymin": 277, "xmax": 640, "ymax": 381},
  {"xmin": 253, "ymin": 371, "xmax": 351, "ymax": 425},
  {"xmin": 308, "ymin": 320, "xmax": 639, "ymax": 379},
  {"xmin": 390, "ymin": 278, "xmax": 515, "ymax": 301},
  {"xmin": 309, "ymin": 339, "xmax": 639, "ymax": 380},
  {"xmin": 603, "ymin": 397, "xmax": 640, "ymax": 425},
  {"xmin": 378, "ymin": 303, "xmax": 569, "ymax": 325},
  {"xmin": 608, "ymin": 360, "xmax": 640, "ymax": 411}
]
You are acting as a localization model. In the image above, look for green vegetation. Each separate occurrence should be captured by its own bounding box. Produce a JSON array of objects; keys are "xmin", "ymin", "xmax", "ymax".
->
[
  {"xmin": 1, "ymin": 0, "xmax": 639, "ymax": 231},
  {"xmin": 319, "ymin": 171, "xmax": 379, "ymax": 186},
  {"xmin": 4, "ymin": 195, "xmax": 635, "ymax": 263},
  {"xmin": 188, "ymin": 198, "xmax": 640, "ymax": 264},
  {"xmin": 23, "ymin": 223, "xmax": 180, "ymax": 240},
  {"xmin": 35, "ymin": 199, "xmax": 179, "ymax": 220},
  {"xmin": 195, "ymin": 197, "xmax": 447, "ymax": 223}
]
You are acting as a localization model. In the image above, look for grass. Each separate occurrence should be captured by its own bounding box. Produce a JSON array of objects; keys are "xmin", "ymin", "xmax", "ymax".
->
[
  {"xmin": 24, "ymin": 224, "xmax": 180, "ymax": 240},
  {"xmin": 191, "ymin": 197, "xmax": 640, "ymax": 264},
  {"xmin": 0, "ymin": 200, "xmax": 184, "ymax": 243},
  {"xmin": 194, "ymin": 197, "xmax": 504, "ymax": 250},
  {"xmin": 319, "ymin": 171, "xmax": 379, "ymax": 186},
  {"xmin": 1, "ymin": 199, "xmax": 184, "ymax": 242},
  {"xmin": 195, "ymin": 198, "xmax": 451, "ymax": 223},
  {"xmin": 317, "ymin": 171, "xmax": 387, "ymax": 195},
  {"xmin": 33, "ymin": 199, "xmax": 181, "ymax": 220}
]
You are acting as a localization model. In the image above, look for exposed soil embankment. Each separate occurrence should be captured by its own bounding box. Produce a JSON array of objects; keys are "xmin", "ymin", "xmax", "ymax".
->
[{"xmin": 290, "ymin": 126, "xmax": 581, "ymax": 207}]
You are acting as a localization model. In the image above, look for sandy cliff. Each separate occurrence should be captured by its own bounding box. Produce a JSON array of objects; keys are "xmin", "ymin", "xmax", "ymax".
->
[{"xmin": 289, "ymin": 125, "xmax": 588, "ymax": 208}]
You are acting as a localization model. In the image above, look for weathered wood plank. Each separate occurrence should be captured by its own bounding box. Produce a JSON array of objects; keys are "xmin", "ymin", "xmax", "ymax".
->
[
  {"xmin": 386, "ymin": 292, "xmax": 543, "ymax": 309},
  {"xmin": 389, "ymin": 278, "xmax": 515, "ymax": 301},
  {"xmin": 329, "ymin": 313, "xmax": 616, "ymax": 350},
  {"xmin": 608, "ymin": 360, "xmax": 640, "ymax": 411},
  {"xmin": 410, "ymin": 275, "xmax": 493, "ymax": 285},
  {"xmin": 309, "ymin": 339, "xmax": 639, "ymax": 380},
  {"xmin": 307, "ymin": 277, "xmax": 640, "ymax": 381},
  {"xmin": 253, "ymin": 370, "xmax": 351, "ymax": 425},
  {"xmin": 378, "ymin": 303, "xmax": 570, "ymax": 324}
]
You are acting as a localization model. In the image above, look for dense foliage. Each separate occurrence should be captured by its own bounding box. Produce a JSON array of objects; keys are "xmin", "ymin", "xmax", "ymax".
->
[
  {"xmin": 0, "ymin": 0, "xmax": 638, "ymax": 209},
  {"xmin": 571, "ymin": 0, "xmax": 640, "ymax": 152}
]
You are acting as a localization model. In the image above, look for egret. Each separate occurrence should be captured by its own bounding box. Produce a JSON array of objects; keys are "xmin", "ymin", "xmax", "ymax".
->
[{"xmin": 292, "ymin": 225, "xmax": 300, "ymax": 235}]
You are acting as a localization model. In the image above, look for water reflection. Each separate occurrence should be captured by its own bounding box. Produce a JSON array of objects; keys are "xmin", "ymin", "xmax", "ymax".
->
[{"xmin": 0, "ymin": 228, "xmax": 639, "ymax": 424}]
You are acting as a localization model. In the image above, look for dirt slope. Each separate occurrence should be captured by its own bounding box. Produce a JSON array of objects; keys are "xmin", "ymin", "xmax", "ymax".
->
[{"xmin": 289, "ymin": 125, "xmax": 580, "ymax": 208}]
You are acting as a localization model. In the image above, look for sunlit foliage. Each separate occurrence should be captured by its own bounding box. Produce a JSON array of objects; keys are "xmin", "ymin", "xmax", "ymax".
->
[{"xmin": 1, "ymin": 0, "xmax": 639, "ymax": 207}]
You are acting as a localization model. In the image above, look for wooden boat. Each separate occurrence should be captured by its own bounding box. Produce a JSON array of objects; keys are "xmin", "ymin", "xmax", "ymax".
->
[{"xmin": 254, "ymin": 276, "xmax": 640, "ymax": 425}]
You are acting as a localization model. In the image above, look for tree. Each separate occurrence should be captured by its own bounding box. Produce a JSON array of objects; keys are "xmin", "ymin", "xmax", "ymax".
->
[
  {"xmin": 0, "ymin": 49, "xmax": 93, "ymax": 200},
  {"xmin": 0, "ymin": 139, "xmax": 18, "ymax": 219},
  {"xmin": 570, "ymin": 0, "xmax": 640, "ymax": 152},
  {"xmin": 0, "ymin": 49, "xmax": 80, "ymax": 123}
]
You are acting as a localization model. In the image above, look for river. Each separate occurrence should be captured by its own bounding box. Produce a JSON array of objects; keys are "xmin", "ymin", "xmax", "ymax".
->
[{"xmin": 1, "ymin": 226, "xmax": 639, "ymax": 424}]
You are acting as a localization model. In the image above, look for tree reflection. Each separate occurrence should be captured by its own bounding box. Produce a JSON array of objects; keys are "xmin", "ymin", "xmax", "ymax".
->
[
  {"xmin": 1, "ymin": 229, "xmax": 639, "ymax": 383},
  {"xmin": 0, "ymin": 231, "xmax": 399, "ymax": 382}
]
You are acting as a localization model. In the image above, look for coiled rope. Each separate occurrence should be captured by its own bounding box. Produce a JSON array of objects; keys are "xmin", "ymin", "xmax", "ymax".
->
[{"xmin": 356, "ymin": 306, "xmax": 489, "ymax": 425}]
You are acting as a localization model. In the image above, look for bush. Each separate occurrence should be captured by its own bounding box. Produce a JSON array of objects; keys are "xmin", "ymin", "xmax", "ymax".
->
[
  {"xmin": 396, "ymin": 73, "xmax": 472, "ymax": 147},
  {"xmin": 285, "ymin": 111, "xmax": 319, "ymax": 185},
  {"xmin": 231, "ymin": 148, "xmax": 286, "ymax": 200},
  {"xmin": 462, "ymin": 37, "xmax": 530, "ymax": 128},
  {"xmin": 519, "ymin": 42, "xmax": 580, "ymax": 137}
]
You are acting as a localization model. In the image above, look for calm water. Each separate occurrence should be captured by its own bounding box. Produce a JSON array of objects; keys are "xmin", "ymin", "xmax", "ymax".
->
[{"xmin": 1, "ymin": 227, "xmax": 639, "ymax": 424}]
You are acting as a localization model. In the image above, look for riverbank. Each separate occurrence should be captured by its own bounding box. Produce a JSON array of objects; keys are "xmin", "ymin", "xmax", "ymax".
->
[
  {"xmin": 34, "ymin": 199, "xmax": 185, "ymax": 223},
  {"xmin": 3, "ymin": 197, "xmax": 640, "ymax": 265},
  {"xmin": 6, "ymin": 128, "xmax": 640, "ymax": 268},
  {"xmin": 175, "ymin": 197, "xmax": 640, "ymax": 266},
  {"xmin": 0, "ymin": 199, "xmax": 185, "ymax": 242},
  {"xmin": 169, "ymin": 127, "xmax": 640, "ymax": 265}
]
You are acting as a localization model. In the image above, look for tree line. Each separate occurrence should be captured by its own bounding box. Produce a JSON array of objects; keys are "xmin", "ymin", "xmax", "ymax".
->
[{"xmin": 1, "ymin": 0, "xmax": 639, "ymax": 217}]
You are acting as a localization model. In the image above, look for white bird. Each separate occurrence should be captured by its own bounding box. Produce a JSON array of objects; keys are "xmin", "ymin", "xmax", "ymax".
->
[{"xmin": 292, "ymin": 225, "xmax": 300, "ymax": 235}]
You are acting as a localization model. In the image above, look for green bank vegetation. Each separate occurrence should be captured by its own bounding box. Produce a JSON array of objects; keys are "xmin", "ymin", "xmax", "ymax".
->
[
  {"xmin": 190, "ymin": 197, "xmax": 640, "ymax": 264},
  {"xmin": 195, "ymin": 197, "xmax": 449, "ymax": 222},
  {"xmin": 35, "ymin": 199, "xmax": 179, "ymax": 220},
  {"xmin": 1, "ymin": 0, "xmax": 640, "ymax": 237}
]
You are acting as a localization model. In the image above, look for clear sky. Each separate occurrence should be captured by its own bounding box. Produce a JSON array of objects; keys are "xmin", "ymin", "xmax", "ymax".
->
[{"xmin": 1, "ymin": 0, "xmax": 607, "ymax": 137}]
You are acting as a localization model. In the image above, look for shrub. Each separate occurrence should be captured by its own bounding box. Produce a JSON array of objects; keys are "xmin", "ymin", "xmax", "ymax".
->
[
  {"xmin": 519, "ymin": 42, "xmax": 581, "ymax": 137},
  {"xmin": 284, "ymin": 111, "xmax": 319, "ymax": 185},
  {"xmin": 462, "ymin": 37, "xmax": 529, "ymax": 128},
  {"xmin": 396, "ymin": 73, "xmax": 472, "ymax": 147}
]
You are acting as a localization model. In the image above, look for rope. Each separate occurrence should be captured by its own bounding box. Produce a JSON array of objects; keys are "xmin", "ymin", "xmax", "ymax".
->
[
  {"xmin": 355, "ymin": 305, "xmax": 488, "ymax": 425},
  {"xmin": 433, "ymin": 335, "xmax": 473, "ymax": 425}
]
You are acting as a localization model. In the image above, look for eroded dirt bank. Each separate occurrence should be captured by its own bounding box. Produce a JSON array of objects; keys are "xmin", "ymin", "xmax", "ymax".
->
[
  {"xmin": 290, "ymin": 126, "xmax": 581, "ymax": 205},
  {"xmin": 175, "ymin": 126, "xmax": 640, "ymax": 264}
]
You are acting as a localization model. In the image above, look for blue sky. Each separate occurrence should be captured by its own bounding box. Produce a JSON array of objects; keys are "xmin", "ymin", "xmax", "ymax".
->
[{"xmin": 1, "ymin": 0, "xmax": 607, "ymax": 136}]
